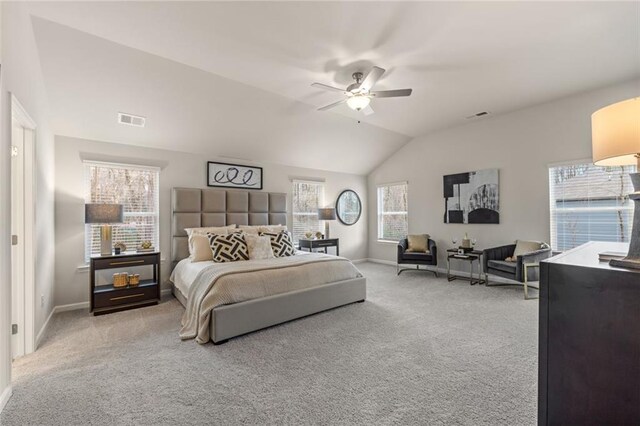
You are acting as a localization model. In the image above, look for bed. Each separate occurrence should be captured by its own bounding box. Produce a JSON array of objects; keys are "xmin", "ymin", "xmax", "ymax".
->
[{"xmin": 170, "ymin": 187, "xmax": 367, "ymax": 344}]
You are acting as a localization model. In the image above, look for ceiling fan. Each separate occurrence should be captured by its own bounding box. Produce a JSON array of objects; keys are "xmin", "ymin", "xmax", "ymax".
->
[{"xmin": 311, "ymin": 66, "xmax": 412, "ymax": 116}]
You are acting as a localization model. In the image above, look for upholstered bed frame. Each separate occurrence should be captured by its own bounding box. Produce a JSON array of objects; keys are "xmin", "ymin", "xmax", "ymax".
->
[{"xmin": 170, "ymin": 187, "xmax": 366, "ymax": 344}]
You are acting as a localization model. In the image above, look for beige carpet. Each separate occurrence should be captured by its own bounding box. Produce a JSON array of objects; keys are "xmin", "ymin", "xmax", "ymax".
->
[{"xmin": 1, "ymin": 262, "xmax": 538, "ymax": 425}]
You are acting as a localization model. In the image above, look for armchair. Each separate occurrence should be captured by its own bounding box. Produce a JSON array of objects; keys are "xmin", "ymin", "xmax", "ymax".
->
[
  {"xmin": 483, "ymin": 243, "xmax": 552, "ymax": 298},
  {"xmin": 397, "ymin": 238, "xmax": 438, "ymax": 277}
]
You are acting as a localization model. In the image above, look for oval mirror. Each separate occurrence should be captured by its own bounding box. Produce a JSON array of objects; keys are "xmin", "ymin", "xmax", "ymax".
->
[{"xmin": 335, "ymin": 189, "xmax": 362, "ymax": 226}]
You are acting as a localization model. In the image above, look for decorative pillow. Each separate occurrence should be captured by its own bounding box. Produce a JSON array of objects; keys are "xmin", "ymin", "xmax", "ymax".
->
[
  {"xmin": 207, "ymin": 232, "xmax": 249, "ymax": 263},
  {"xmin": 189, "ymin": 234, "xmax": 216, "ymax": 262},
  {"xmin": 407, "ymin": 234, "xmax": 430, "ymax": 253},
  {"xmin": 185, "ymin": 226, "xmax": 230, "ymax": 261},
  {"xmin": 513, "ymin": 240, "xmax": 543, "ymax": 258},
  {"xmin": 260, "ymin": 231, "xmax": 295, "ymax": 257},
  {"xmin": 244, "ymin": 234, "xmax": 275, "ymax": 260}
]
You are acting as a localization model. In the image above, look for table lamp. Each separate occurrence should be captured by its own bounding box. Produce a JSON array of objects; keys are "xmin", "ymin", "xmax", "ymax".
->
[
  {"xmin": 317, "ymin": 207, "xmax": 336, "ymax": 239},
  {"xmin": 592, "ymin": 97, "xmax": 640, "ymax": 269},
  {"xmin": 85, "ymin": 203, "xmax": 124, "ymax": 256}
]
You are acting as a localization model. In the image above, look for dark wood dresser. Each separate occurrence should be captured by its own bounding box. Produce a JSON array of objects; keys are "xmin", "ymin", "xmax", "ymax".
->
[
  {"xmin": 539, "ymin": 242, "xmax": 640, "ymax": 425},
  {"xmin": 90, "ymin": 252, "xmax": 161, "ymax": 316}
]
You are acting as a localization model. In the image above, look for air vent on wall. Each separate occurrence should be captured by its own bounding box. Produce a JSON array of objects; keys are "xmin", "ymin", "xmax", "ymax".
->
[
  {"xmin": 118, "ymin": 112, "xmax": 146, "ymax": 127},
  {"xmin": 466, "ymin": 111, "xmax": 490, "ymax": 120}
]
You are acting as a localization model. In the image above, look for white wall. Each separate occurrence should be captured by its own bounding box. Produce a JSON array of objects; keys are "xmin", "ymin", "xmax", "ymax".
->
[
  {"xmin": 0, "ymin": 0, "xmax": 8, "ymax": 413},
  {"xmin": 368, "ymin": 79, "xmax": 640, "ymax": 266},
  {"xmin": 1, "ymin": 2, "xmax": 56, "ymax": 409},
  {"xmin": 54, "ymin": 136, "xmax": 368, "ymax": 307}
]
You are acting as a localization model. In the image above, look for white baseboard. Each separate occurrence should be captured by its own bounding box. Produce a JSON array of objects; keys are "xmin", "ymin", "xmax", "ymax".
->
[
  {"xmin": 54, "ymin": 301, "xmax": 90, "ymax": 313},
  {"xmin": 0, "ymin": 385, "xmax": 12, "ymax": 414},
  {"xmin": 35, "ymin": 307, "xmax": 56, "ymax": 350},
  {"xmin": 366, "ymin": 258, "xmax": 396, "ymax": 266},
  {"xmin": 351, "ymin": 259, "xmax": 368, "ymax": 264}
]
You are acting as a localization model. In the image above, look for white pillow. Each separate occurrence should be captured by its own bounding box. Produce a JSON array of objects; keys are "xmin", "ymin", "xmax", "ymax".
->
[
  {"xmin": 258, "ymin": 225, "xmax": 288, "ymax": 233},
  {"xmin": 244, "ymin": 234, "xmax": 275, "ymax": 260},
  {"xmin": 238, "ymin": 225, "xmax": 288, "ymax": 235},
  {"xmin": 238, "ymin": 225, "xmax": 261, "ymax": 235},
  {"xmin": 513, "ymin": 240, "xmax": 543, "ymax": 257}
]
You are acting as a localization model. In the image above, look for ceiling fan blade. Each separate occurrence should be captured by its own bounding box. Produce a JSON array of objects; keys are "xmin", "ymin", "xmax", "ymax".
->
[
  {"xmin": 357, "ymin": 66, "xmax": 385, "ymax": 92},
  {"xmin": 317, "ymin": 99, "xmax": 347, "ymax": 111},
  {"xmin": 370, "ymin": 89, "xmax": 412, "ymax": 98},
  {"xmin": 362, "ymin": 105, "xmax": 375, "ymax": 116},
  {"xmin": 311, "ymin": 83, "xmax": 346, "ymax": 93}
]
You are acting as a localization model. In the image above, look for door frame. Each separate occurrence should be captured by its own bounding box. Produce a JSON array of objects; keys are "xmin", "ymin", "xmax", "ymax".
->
[{"xmin": 10, "ymin": 94, "xmax": 36, "ymax": 356}]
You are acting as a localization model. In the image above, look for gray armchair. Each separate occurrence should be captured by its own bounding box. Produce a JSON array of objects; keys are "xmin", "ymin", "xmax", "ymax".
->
[
  {"xmin": 397, "ymin": 238, "xmax": 438, "ymax": 277},
  {"xmin": 483, "ymin": 243, "xmax": 552, "ymax": 283}
]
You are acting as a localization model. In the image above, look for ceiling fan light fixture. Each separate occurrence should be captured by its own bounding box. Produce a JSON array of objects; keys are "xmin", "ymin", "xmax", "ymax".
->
[{"xmin": 346, "ymin": 95, "xmax": 371, "ymax": 111}]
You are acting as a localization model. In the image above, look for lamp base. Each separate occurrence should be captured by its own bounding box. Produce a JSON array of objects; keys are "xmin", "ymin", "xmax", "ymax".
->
[
  {"xmin": 324, "ymin": 221, "xmax": 330, "ymax": 239},
  {"xmin": 609, "ymin": 257, "xmax": 640, "ymax": 270},
  {"xmin": 100, "ymin": 224, "xmax": 113, "ymax": 256},
  {"xmin": 609, "ymin": 171, "xmax": 640, "ymax": 270}
]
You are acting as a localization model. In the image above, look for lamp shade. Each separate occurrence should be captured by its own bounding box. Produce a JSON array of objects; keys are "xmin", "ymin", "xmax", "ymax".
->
[
  {"xmin": 85, "ymin": 203, "xmax": 124, "ymax": 224},
  {"xmin": 317, "ymin": 208, "xmax": 337, "ymax": 221},
  {"xmin": 592, "ymin": 97, "xmax": 640, "ymax": 166}
]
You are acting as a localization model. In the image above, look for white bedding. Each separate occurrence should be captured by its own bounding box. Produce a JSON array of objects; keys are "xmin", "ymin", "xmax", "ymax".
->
[
  {"xmin": 170, "ymin": 250, "xmax": 312, "ymax": 298},
  {"xmin": 170, "ymin": 258, "xmax": 214, "ymax": 298}
]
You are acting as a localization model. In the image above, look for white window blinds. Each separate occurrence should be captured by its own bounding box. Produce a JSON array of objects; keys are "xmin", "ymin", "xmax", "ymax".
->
[
  {"xmin": 292, "ymin": 180, "xmax": 324, "ymax": 243},
  {"xmin": 84, "ymin": 161, "xmax": 160, "ymax": 261},
  {"xmin": 549, "ymin": 162, "xmax": 636, "ymax": 251},
  {"xmin": 377, "ymin": 182, "xmax": 408, "ymax": 241}
]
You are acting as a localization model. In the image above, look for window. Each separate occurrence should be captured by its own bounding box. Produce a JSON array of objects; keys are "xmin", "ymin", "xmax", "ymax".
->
[
  {"xmin": 84, "ymin": 161, "xmax": 160, "ymax": 261},
  {"xmin": 377, "ymin": 182, "xmax": 408, "ymax": 241},
  {"xmin": 292, "ymin": 180, "xmax": 324, "ymax": 243},
  {"xmin": 549, "ymin": 162, "xmax": 636, "ymax": 251}
]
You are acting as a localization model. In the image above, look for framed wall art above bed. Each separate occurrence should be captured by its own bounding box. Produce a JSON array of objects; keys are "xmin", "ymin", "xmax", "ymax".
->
[{"xmin": 207, "ymin": 161, "xmax": 263, "ymax": 190}]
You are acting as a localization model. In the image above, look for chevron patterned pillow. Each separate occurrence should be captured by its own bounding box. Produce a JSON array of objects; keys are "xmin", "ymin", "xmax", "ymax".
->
[
  {"xmin": 260, "ymin": 231, "xmax": 295, "ymax": 257},
  {"xmin": 207, "ymin": 232, "xmax": 249, "ymax": 263}
]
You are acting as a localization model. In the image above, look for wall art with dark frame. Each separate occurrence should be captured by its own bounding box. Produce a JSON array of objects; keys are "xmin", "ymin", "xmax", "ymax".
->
[
  {"xmin": 207, "ymin": 161, "xmax": 263, "ymax": 190},
  {"xmin": 443, "ymin": 168, "xmax": 499, "ymax": 224}
]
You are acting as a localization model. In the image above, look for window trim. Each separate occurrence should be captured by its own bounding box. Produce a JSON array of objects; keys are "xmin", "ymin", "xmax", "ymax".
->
[
  {"xmin": 376, "ymin": 181, "xmax": 409, "ymax": 243},
  {"xmin": 83, "ymin": 160, "xmax": 161, "ymax": 262}
]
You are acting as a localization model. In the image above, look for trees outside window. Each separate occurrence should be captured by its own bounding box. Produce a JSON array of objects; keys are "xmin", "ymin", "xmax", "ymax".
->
[
  {"xmin": 377, "ymin": 183, "xmax": 408, "ymax": 241},
  {"xmin": 292, "ymin": 181, "xmax": 324, "ymax": 243},
  {"xmin": 84, "ymin": 162, "xmax": 160, "ymax": 261}
]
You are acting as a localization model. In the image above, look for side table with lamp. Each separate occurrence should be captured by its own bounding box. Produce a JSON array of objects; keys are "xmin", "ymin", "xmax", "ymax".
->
[
  {"xmin": 538, "ymin": 97, "xmax": 640, "ymax": 425},
  {"xmin": 85, "ymin": 203, "xmax": 161, "ymax": 315}
]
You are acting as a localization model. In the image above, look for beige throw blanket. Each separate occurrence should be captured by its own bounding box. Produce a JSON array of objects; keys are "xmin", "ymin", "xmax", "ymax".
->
[{"xmin": 180, "ymin": 254, "xmax": 362, "ymax": 343}]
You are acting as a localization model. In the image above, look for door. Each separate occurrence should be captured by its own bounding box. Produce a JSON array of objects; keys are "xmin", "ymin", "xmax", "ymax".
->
[{"xmin": 11, "ymin": 122, "xmax": 25, "ymax": 359}]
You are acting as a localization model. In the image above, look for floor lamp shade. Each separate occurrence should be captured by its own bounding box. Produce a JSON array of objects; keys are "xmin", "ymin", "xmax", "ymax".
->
[
  {"xmin": 318, "ymin": 208, "xmax": 336, "ymax": 239},
  {"xmin": 85, "ymin": 204, "xmax": 124, "ymax": 256},
  {"xmin": 591, "ymin": 97, "xmax": 640, "ymax": 269}
]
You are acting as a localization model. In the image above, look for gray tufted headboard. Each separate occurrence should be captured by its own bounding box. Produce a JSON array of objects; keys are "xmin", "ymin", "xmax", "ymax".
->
[{"xmin": 171, "ymin": 187, "xmax": 287, "ymax": 269}]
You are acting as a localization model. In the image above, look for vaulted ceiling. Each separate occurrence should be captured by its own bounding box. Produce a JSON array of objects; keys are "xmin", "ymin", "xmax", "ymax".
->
[{"xmin": 28, "ymin": 2, "xmax": 640, "ymax": 174}]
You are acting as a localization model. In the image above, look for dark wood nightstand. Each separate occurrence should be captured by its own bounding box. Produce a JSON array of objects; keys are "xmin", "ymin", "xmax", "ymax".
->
[
  {"xmin": 90, "ymin": 252, "xmax": 161, "ymax": 316},
  {"xmin": 298, "ymin": 238, "xmax": 339, "ymax": 256}
]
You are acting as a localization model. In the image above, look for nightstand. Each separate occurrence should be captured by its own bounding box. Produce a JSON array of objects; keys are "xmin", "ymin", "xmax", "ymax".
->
[
  {"xmin": 298, "ymin": 238, "xmax": 339, "ymax": 256},
  {"xmin": 90, "ymin": 252, "xmax": 161, "ymax": 316}
]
